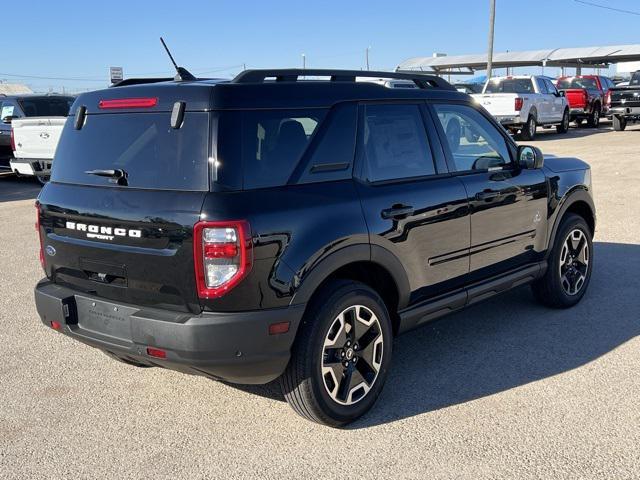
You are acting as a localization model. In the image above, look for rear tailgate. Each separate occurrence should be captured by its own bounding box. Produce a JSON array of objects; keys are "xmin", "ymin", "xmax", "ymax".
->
[
  {"xmin": 473, "ymin": 93, "xmax": 520, "ymax": 116},
  {"xmin": 38, "ymin": 85, "xmax": 212, "ymax": 313},
  {"xmin": 610, "ymin": 87, "xmax": 640, "ymax": 107},
  {"xmin": 12, "ymin": 117, "xmax": 66, "ymax": 160},
  {"xmin": 561, "ymin": 88, "xmax": 588, "ymax": 109}
]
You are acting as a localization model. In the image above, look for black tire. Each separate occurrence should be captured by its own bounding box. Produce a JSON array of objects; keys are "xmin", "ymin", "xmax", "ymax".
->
[
  {"xmin": 556, "ymin": 109, "xmax": 570, "ymax": 134},
  {"xmin": 517, "ymin": 114, "xmax": 537, "ymax": 141},
  {"xmin": 532, "ymin": 214, "xmax": 593, "ymax": 309},
  {"xmin": 280, "ymin": 280, "xmax": 393, "ymax": 427},
  {"xmin": 587, "ymin": 105, "xmax": 600, "ymax": 128},
  {"xmin": 613, "ymin": 115, "xmax": 627, "ymax": 131},
  {"xmin": 36, "ymin": 175, "xmax": 50, "ymax": 186}
]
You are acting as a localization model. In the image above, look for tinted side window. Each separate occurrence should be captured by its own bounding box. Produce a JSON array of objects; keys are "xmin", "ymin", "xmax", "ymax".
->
[
  {"xmin": 239, "ymin": 109, "xmax": 326, "ymax": 189},
  {"xmin": 361, "ymin": 104, "xmax": 436, "ymax": 182},
  {"xmin": 434, "ymin": 104, "xmax": 512, "ymax": 172},
  {"xmin": 545, "ymin": 79, "xmax": 558, "ymax": 95},
  {"xmin": 536, "ymin": 78, "xmax": 548, "ymax": 93},
  {"xmin": 294, "ymin": 103, "xmax": 357, "ymax": 184}
]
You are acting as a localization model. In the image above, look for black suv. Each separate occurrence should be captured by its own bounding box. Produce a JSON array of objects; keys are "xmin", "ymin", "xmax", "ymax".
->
[{"xmin": 34, "ymin": 69, "xmax": 595, "ymax": 427}]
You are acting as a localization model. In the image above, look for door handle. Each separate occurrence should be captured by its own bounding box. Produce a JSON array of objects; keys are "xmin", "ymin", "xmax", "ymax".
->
[
  {"xmin": 475, "ymin": 191, "xmax": 500, "ymax": 201},
  {"xmin": 381, "ymin": 205, "xmax": 414, "ymax": 220}
]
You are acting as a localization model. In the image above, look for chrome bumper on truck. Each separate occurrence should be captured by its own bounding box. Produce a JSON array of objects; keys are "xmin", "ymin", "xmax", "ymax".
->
[{"xmin": 34, "ymin": 280, "xmax": 304, "ymax": 384}]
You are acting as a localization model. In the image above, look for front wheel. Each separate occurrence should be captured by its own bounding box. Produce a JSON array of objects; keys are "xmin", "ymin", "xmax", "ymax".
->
[
  {"xmin": 280, "ymin": 280, "xmax": 393, "ymax": 427},
  {"xmin": 556, "ymin": 109, "xmax": 570, "ymax": 134},
  {"xmin": 532, "ymin": 214, "xmax": 593, "ymax": 308},
  {"xmin": 36, "ymin": 175, "xmax": 50, "ymax": 185}
]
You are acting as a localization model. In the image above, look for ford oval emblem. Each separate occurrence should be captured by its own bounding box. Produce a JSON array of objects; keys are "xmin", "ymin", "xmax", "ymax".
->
[
  {"xmin": 40, "ymin": 132, "xmax": 50, "ymax": 139},
  {"xmin": 45, "ymin": 245, "xmax": 56, "ymax": 256}
]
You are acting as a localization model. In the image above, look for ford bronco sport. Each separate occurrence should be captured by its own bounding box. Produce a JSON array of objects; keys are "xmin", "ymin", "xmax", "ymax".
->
[{"xmin": 34, "ymin": 69, "xmax": 595, "ymax": 427}]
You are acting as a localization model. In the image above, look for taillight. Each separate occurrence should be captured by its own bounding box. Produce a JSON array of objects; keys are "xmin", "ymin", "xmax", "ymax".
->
[
  {"xmin": 35, "ymin": 202, "xmax": 45, "ymax": 270},
  {"xmin": 98, "ymin": 97, "xmax": 158, "ymax": 109},
  {"xmin": 605, "ymin": 91, "xmax": 611, "ymax": 107},
  {"xmin": 515, "ymin": 98, "xmax": 523, "ymax": 111},
  {"xmin": 193, "ymin": 220, "xmax": 252, "ymax": 299},
  {"xmin": 10, "ymin": 128, "xmax": 16, "ymax": 152},
  {"xmin": 583, "ymin": 90, "xmax": 588, "ymax": 105}
]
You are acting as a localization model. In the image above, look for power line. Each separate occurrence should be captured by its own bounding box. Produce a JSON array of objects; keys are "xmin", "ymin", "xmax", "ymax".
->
[{"xmin": 574, "ymin": 0, "xmax": 640, "ymax": 16}]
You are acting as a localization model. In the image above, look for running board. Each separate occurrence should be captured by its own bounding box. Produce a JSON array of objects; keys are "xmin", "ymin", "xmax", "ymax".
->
[{"xmin": 397, "ymin": 262, "xmax": 545, "ymax": 334}]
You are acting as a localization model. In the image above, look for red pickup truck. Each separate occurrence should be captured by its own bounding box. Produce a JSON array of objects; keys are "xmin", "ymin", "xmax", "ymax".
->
[{"xmin": 555, "ymin": 75, "xmax": 615, "ymax": 128}]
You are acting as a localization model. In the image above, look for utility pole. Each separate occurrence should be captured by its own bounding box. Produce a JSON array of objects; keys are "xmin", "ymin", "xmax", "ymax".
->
[
  {"xmin": 486, "ymin": 0, "xmax": 496, "ymax": 81},
  {"xmin": 302, "ymin": 53, "xmax": 306, "ymax": 70},
  {"xmin": 366, "ymin": 46, "xmax": 371, "ymax": 71}
]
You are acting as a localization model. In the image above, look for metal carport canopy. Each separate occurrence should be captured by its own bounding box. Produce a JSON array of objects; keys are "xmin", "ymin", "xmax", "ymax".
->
[{"xmin": 397, "ymin": 44, "xmax": 640, "ymax": 73}]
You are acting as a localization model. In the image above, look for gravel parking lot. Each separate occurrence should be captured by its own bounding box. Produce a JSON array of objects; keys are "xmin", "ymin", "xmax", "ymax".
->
[{"xmin": 1, "ymin": 123, "xmax": 638, "ymax": 479}]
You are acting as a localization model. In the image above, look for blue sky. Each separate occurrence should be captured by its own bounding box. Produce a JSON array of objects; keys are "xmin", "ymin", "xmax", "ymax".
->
[{"xmin": 2, "ymin": 0, "xmax": 640, "ymax": 92}]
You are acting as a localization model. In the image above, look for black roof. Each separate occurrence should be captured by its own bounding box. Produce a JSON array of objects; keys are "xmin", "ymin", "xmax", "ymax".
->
[{"xmin": 74, "ymin": 69, "xmax": 469, "ymax": 114}]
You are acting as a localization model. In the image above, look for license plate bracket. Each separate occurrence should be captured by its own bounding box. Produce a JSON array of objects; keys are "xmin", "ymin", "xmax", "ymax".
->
[{"xmin": 75, "ymin": 296, "xmax": 135, "ymax": 341}]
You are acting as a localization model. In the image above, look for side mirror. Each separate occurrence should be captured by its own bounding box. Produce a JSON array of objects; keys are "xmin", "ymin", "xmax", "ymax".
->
[
  {"xmin": 559, "ymin": 90, "xmax": 566, "ymax": 97},
  {"xmin": 2, "ymin": 115, "xmax": 15, "ymax": 124},
  {"xmin": 518, "ymin": 145, "xmax": 544, "ymax": 169}
]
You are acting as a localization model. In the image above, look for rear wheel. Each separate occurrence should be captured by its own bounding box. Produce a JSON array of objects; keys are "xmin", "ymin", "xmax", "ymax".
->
[
  {"xmin": 556, "ymin": 109, "xmax": 570, "ymax": 134},
  {"xmin": 532, "ymin": 214, "xmax": 593, "ymax": 308},
  {"xmin": 36, "ymin": 175, "xmax": 50, "ymax": 186},
  {"xmin": 613, "ymin": 115, "xmax": 627, "ymax": 131},
  {"xmin": 518, "ymin": 114, "xmax": 537, "ymax": 140},
  {"xmin": 587, "ymin": 105, "xmax": 600, "ymax": 128},
  {"xmin": 280, "ymin": 280, "xmax": 392, "ymax": 427}
]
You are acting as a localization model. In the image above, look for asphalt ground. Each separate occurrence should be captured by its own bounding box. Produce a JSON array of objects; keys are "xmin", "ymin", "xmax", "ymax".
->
[{"xmin": 0, "ymin": 121, "xmax": 638, "ymax": 479}]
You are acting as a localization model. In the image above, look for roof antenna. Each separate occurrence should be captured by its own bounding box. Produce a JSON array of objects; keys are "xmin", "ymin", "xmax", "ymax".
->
[{"xmin": 160, "ymin": 37, "xmax": 196, "ymax": 82}]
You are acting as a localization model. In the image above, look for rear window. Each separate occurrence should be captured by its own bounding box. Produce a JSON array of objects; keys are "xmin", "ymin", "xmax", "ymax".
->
[
  {"xmin": 215, "ymin": 109, "xmax": 327, "ymax": 190},
  {"xmin": 51, "ymin": 112, "xmax": 209, "ymax": 191},
  {"xmin": 556, "ymin": 78, "xmax": 598, "ymax": 89},
  {"xmin": 630, "ymin": 72, "xmax": 640, "ymax": 86},
  {"xmin": 18, "ymin": 97, "xmax": 75, "ymax": 117},
  {"xmin": 484, "ymin": 79, "xmax": 534, "ymax": 94}
]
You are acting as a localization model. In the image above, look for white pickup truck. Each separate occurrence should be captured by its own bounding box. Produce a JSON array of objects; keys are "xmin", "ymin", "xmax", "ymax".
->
[
  {"xmin": 6, "ymin": 95, "xmax": 74, "ymax": 183},
  {"xmin": 472, "ymin": 75, "xmax": 570, "ymax": 140}
]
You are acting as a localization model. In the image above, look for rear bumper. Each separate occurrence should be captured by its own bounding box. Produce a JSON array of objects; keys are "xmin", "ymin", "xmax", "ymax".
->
[
  {"xmin": 495, "ymin": 115, "xmax": 523, "ymax": 127},
  {"xmin": 9, "ymin": 158, "xmax": 35, "ymax": 176},
  {"xmin": 609, "ymin": 106, "xmax": 640, "ymax": 117},
  {"xmin": 34, "ymin": 280, "xmax": 305, "ymax": 384}
]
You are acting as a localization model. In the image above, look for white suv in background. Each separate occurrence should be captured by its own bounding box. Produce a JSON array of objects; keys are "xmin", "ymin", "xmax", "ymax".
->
[{"xmin": 472, "ymin": 75, "xmax": 570, "ymax": 140}]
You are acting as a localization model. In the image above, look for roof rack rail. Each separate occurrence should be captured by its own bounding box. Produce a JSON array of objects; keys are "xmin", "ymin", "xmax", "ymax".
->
[
  {"xmin": 110, "ymin": 77, "xmax": 175, "ymax": 88},
  {"xmin": 232, "ymin": 69, "xmax": 455, "ymax": 90}
]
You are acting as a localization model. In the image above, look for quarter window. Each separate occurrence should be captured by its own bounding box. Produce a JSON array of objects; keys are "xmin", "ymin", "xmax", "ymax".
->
[
  {"xmin": 360, "ymin": 104, "xmax": 436, "ymax": 182},
  {"xmin": 434, "ymin": 104, "xmax": 512, "ymax": 172}
]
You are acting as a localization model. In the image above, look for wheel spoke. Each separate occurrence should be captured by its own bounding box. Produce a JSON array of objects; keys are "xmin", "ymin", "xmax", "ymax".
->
[{"xmin": 320, "ymin": 304, "xmax": 384, "ymax": 406}]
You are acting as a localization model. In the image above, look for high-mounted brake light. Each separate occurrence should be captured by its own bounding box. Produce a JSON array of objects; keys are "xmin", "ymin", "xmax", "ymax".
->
[
  {"xmin": 98, "ymin": 97, "xmax": 158, "ymax": 109},
  {"xmin": 193, "ymin": 220, "xmax": 252, "ymax": 299},
  {"xmin": 35, "ymin": 202, "xmax": 45, "ymax": 270},
  {"xmin": 515, "ymin": 98, "xmax": 524, "ymax": 111}
]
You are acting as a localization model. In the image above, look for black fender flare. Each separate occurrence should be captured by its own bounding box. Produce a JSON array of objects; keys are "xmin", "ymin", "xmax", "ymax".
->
[
  {"xmin": 545, "ymin": 188, "xmax": 596, "ymax": 259},
  {"xmin": 290, "ymin": 244, "xmax": 411, "ymax": 310}
]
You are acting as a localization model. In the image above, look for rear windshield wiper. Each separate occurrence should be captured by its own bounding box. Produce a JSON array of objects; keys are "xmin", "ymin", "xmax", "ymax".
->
[{"xmin": 85, "ymin": 168, "xmax": 128, "ymax": 186}]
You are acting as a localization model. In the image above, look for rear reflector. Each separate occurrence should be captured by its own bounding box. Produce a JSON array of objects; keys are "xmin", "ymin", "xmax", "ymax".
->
[
  {"xmin": 98, "ymin": 97, "xmax": 158, "ymax": 109},
  {"xmin": 146, "ymin": 347, "xmax": 167, "ymax": 359},
  {"xmin": 269, "ymin": 321, "xmax": 290, "ymax": 335},
  {"xmin": 50, "ymin": 321, "xmax": 62, "ymax": 331}
]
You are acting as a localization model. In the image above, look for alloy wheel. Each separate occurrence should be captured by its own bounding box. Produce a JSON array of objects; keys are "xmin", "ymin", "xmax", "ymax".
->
[
  {"xmin": 321, "ymin": 305, "xmax": 384, "ymax": 406},
  {"xmin": 559, "ymin": 229, "xmax": 589, "ymax": 296}
]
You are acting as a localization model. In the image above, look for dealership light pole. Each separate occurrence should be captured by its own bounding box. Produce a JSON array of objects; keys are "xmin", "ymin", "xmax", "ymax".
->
[
  {"xmin": 486, "ymin": 0, "xmax": 496, "ymax": 81},
  {"xmin": 302, "ymin": 53, "xmax": 306, "ymax": 70},
  {"xmin": 366, "ymin": 46, "xmax": 371, "ymax": 71}
]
